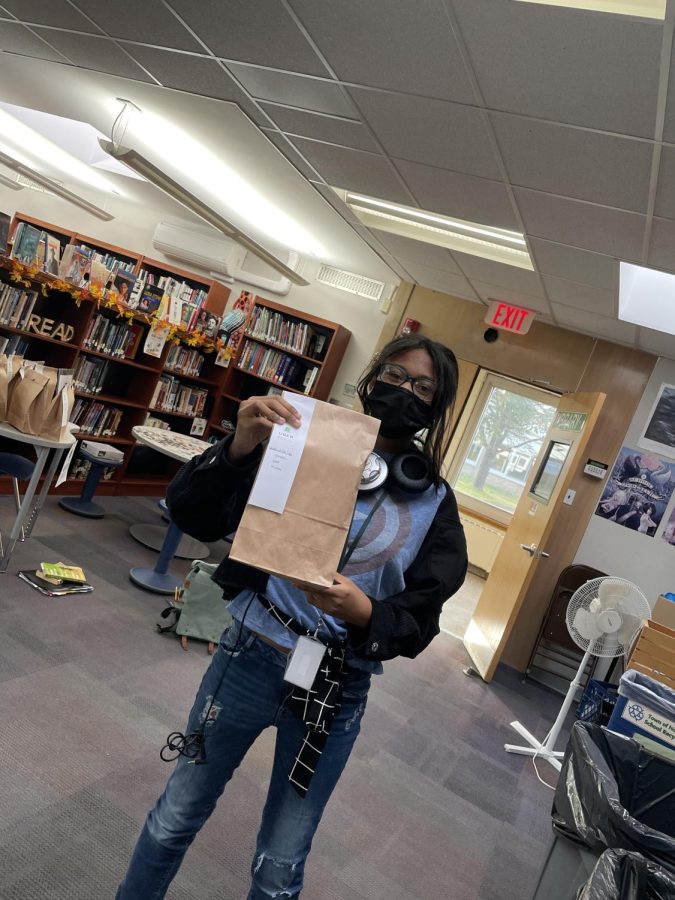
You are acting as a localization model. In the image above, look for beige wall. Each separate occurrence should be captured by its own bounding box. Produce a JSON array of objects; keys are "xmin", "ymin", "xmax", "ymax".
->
[{"xmin": 390, "ymin": 284, "xmax": 657, "ymax": 671}]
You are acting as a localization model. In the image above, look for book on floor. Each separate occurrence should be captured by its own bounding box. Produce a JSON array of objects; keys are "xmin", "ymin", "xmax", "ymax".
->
[
  {"xmin": 18, "ymin": 571, "xmax": 93, "ymax": 596},
  {"xmin": 39, "ymin": 562, "xmax": 87, "ymax": 583}
]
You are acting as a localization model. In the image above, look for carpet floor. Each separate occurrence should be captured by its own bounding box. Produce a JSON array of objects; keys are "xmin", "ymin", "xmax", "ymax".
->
[{"xmin": 0, "ymin": 496, "xmax": 564, "ymax": 899}]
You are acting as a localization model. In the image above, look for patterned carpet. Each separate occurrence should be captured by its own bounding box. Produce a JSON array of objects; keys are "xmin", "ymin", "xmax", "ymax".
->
[{"xmin": 0, "ymin": 496, "xmax": 564, "ymax": 899}]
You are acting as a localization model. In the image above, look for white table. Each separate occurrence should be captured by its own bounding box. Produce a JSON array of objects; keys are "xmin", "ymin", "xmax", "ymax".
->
[
  {"xmin": 0, "ymin": 421, "xmax": 76, "ymax": 572},
  {"xmin": 128, "ymin": 427, "xmax": 212, "ymax": 594}
]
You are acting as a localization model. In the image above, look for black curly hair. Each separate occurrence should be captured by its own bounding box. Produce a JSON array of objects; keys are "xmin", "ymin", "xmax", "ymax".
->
[{"xmin": 356, "ymin": 334, "xmax": 459, "ymax": 486}]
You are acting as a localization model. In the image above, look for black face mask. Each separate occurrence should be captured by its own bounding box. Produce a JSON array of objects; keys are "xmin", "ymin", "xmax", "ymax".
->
[{"xmin": 365, "ymin": 382, "xmax": 434, "ymax": 439}]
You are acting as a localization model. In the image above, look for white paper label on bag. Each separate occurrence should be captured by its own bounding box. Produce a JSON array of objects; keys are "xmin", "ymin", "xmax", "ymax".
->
[
  {"xmin": 247, "ymin": 392, "xmax": 316, "ymax": 514},
  {"xmin": 56, "ymin": 441, "xmax": 77, "ymax": 487}
]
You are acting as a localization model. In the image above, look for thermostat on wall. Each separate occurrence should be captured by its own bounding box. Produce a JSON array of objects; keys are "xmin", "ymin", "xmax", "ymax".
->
[{"xmin": 584, "ymin": 459, "xmax": 608, "ymax": 479}]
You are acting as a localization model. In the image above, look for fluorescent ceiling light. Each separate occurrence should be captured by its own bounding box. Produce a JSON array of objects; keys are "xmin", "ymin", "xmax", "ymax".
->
[
  {"xmin": 514, "ymin": 0, "xmax": 665, "ymax": 19},
  {"xmin": 340, "ymin": 190, "xmax": 534, "ymax": 270},
  {"xmin": 0, "ymin": 149, "xmax": 114, "ymax": 221},
  {"xmin": 0, "ymin": 107, "xmax": 120, "ymax": 195},
  {"xmin": 619, "ymin": 261, "xmax": 675, "ymax": 335},
  {"xmin": 110, "ymin": 99, "xmax": 324, "ymax": 259},
  {"xmin": 100, "ymin": 140, "xmax": 308, "ymax": 286}
]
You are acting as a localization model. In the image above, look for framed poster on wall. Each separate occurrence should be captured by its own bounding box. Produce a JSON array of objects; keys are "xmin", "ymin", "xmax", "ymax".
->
[{"xmin": 639, "ymin": 383, "xmax": 675, "ymax": 459}]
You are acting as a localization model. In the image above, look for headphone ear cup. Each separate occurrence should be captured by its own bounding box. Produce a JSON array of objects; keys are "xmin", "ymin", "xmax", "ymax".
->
[{"xmin": 389, "ymin": 451, "xmax": 433, "ymax": 493}]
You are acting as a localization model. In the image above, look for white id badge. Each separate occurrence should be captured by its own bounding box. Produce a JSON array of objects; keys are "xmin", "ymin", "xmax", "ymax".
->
[{"xmin": 284, "ymin": 636, "xmax": 326, "ymax": 690}]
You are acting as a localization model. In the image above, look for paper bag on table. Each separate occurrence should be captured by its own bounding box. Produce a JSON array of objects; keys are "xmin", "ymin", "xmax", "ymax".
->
[
  {"xmin": 229, "ymin": 395, "xmax": 379, "ymax": 589},
  {"xmin": 41, "ymin": 370, "xmax": 75, "ymax": 442},
  {"xmin": 0, "ymin": 354, "xmax": 23, "ymax": 421},
  {"xmin": 6, "ymin": 364, "xmax": 57, "ymax": 436}
]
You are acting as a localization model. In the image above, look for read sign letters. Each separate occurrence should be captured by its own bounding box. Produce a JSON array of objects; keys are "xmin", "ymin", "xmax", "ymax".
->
[{"xmin": 485, "ymin": 300, "xmax": 535, "ymax": 335}]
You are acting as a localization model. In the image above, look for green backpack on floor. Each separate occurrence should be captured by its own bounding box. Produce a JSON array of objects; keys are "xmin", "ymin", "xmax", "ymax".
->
[{"xmin": 157, "ymin": 559, "xmax": 233, "ymax": 654}]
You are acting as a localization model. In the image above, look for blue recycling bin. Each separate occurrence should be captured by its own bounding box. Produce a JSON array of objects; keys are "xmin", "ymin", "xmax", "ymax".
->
[{"xmin": 608, "ymin": 670, "xmax": 675, "ymax": 753}]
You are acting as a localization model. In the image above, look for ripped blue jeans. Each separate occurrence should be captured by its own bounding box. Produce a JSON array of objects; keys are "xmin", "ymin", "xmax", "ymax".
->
[{"xmin": 116, "ymin": 624, "xmax": 370, "ymax": 899}]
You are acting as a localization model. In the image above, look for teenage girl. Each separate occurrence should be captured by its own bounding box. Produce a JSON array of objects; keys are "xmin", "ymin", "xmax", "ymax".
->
[{"xmin": 116, "ymin": 334, "xmax": 468, "ymax": 899}]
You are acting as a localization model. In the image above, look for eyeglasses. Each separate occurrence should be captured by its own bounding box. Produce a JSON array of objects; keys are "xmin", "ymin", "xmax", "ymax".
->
[{"xmin": 377, "ymin": 363, "xmax": 436, "ymax": 404}]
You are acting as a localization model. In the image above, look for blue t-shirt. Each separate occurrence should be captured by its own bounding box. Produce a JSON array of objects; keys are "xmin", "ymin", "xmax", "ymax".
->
[{"xmin": 228, "ymin": 478, "xmax": 446, "ymax": 673}]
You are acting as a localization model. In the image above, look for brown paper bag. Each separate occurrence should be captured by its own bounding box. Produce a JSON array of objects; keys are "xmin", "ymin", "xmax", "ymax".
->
[
  {"xmin": 230, "ymin": 399, "xmax": 379, "ymax": 589},
  {"xmin": 41, "ymin": 376, "xmax": 75, "ymax": 442},
  {"xmin": 6, "ymin": 365, "xmax": 56, "ymax": 436},
  {"xmin": 0, "ymin": 354, "xmax": 23, "ymax": 422}
]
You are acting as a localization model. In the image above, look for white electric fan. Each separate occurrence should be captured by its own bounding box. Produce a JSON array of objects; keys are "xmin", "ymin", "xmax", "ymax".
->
[{"xmin": 505, "ymin": 576, "xmax": 651, "ymax": 771}]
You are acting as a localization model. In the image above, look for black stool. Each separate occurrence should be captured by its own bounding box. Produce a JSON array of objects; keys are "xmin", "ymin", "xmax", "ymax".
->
[
  {"xmin": 0, "ymin": 451, "xmax": 36, "ymax": 547},
  {"xmin": 59, "ymin": 444, "xmax": 123, "ymax": 518}
]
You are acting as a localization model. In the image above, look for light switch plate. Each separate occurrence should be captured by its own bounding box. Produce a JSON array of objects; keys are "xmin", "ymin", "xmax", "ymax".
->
[{"xmin": 563, "ymin": 489, "xmax": 576, "ymax": 505}]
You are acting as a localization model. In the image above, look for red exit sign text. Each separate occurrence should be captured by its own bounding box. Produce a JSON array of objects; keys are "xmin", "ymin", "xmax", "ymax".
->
[{"xmin": 485, "ymin": 300, "xmax": 535, "ymax": 335}]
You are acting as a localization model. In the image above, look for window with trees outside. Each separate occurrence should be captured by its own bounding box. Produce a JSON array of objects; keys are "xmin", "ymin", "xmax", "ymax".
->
[{"xmin": 449, "ymin": 375, "xmax": 558, "ymax": 524}]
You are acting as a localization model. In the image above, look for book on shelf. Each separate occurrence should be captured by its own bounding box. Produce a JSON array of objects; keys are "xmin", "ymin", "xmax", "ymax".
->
[
  {"xmin": 238, "ymin": 339, "xmax": 316, "ymax": 393},
  {"xmin": 73, "ymin": 356, "xmax": 110, "ymax": 394},
  {"xmin": 165, "ymin": 344, "xmax": 205, "ymax": 377},
  {"xmin": 150, "ymin": 374, "xmax": 208, "ymax": 417},
  {"xmin": 247, "ymin": 305, "xmax": 330, "ymax": 360},
  {"xmin": 110, "ymin": 269, "xmax": 136, "ymax": 306},
  {"xmin": 45, "ymin": 235, "xmax": 60, "ymax": 276},
  {"xmin": 138, "ymin": 284, "xmax": 164, "ymax": 315},
  {"xmin": 83, "ymin": 314, "xmax": 142, "ymax": 359},
  {"xmin": 0, "ymin": 334, "xmax": 30, "ymax": 356},
  {"xmin": 193, "ymin": 309, "xmax": 221, "ymax": 339},
  {"xmin": 89, "ymin": 259, "xmax": 112, "ymax": 291},
  {"xmin": 59, "ymin": 245, "xmax": 92, "ymax": 286},
  {"xmin": 11, "ymin": 222, "xmax": 42, "ymax": 266},
  {"xmin": 0, "ymin": 212, "xmax": 10, "ymax": 251},
  {"xmin": 71, "ymin": 398, "xmax": 123, "ymax": 436},
  {"xmin": 0, "ymin": 282, "xmax": 38, "ymax": 328}
]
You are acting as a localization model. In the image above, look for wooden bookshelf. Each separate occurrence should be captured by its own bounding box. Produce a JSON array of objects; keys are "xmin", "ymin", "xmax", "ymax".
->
[{"xmin": 1, "ymin": 212, "xmax": 351, "ymax": 496}]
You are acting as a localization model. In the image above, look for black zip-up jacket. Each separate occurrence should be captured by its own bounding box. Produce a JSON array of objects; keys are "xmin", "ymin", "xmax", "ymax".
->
[{"xmin": 166, "ymin": 434, "xmax": 467, "ymax": 663}]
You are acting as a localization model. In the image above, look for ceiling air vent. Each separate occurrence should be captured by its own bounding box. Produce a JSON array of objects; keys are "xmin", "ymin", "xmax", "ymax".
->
[
  {"xmin": 316, "ymin": 264, "xmax": 385, "ymax": 301},
  {"xmin": 16, "ymin": 173, "xmax": 61, "ymax": 195}
]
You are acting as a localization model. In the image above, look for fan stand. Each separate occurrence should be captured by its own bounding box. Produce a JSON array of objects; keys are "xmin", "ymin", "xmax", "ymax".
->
[{"xmin": 504, "ymin": 648, "xmax": 592, "ymax": 772}]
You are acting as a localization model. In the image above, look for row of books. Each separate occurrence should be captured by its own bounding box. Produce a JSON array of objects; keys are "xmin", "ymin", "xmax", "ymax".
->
[
  {"xmin": 73, "ymin": 357, "xmax": 110, "ymax": 394},
  {"xmin": 165, "ymin": 344, "xmax": 206, "ymax": 378},
  {"xmin": 238, "ymin": 340, "xmax": 318, "ymax": 394},
  {"xmin": 0, "ymin": 283, "xmax": 38, "ymax": 329},
  {"xmin": 83, "ymin": 314, "xmax": 142, "ymax": 359},
  {"xmin": 11, "ymin": 222, "xmax": 61, "ymax": 275},
  {"xmin": 0, "ymin": 334, "xmax": 30, "ymax": 356},
  {"xmin": 150, "ymin": 375, "xmax": 208, "ymax": 417},
  {"xmin": 247, "ymin": 306, "xmax": 327, "ymax": 360},
  {"xmin": 69, "ymin": 457, "xmax": 118, "ymax": 482},
  {"xmin": 71, "ymin": 399, "xmax": 123, "ymax": 436},
  {"xmin": 131, "ymin": 270, "xmax": 208, "ymax": 328}
]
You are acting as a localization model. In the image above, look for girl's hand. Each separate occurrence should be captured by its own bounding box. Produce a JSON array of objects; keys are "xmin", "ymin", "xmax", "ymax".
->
[
  {"xmin": 228, "ymin": 395, "xmax": 301, "ymax": 462},
  {"xmin": 304, "ymin": 574, "xmax": 373, "ymax": 628}
]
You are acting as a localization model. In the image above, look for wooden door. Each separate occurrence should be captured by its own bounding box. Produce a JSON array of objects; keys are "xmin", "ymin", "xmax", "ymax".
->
[{"xmin": 463, "ymin": 391, "xmax": 605, "ymax": 681}]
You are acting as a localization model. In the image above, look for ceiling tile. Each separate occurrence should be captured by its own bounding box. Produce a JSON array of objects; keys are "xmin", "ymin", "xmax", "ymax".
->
[
  {"xmin": 515, "ymin": 188, "xmax": 645, "ymax": 260},
  {"xmin": 647, "ymin": 218, "xmax": 675, "ymax": 271},
  {"xmin": 289, "ymin": 138, "xmax": 411, "ymax": 204},
  {"xmin": 262, "ymin": 130, "xmax": 322, "ymax": 181},
  {"xmin": 227, "ymin": 64, "xmax": 353, "ymax": 117},
  {"xmin": 259, "ymin": 103, "xmax": 378, "ymax": 153},
  {"xmin": 0, "ymin": 20, "xmax": 69, "ymax": 62},
  {"xmin": 468, "ymin": 280, "xmax": 551, "ymax": 315},
  {"xmin": 450, "ymin": 252, "xmax": 544, "ymax": 296},
  {"xmin": 529, "ymin": 238, "xmax": 616, "ymax": 291},
  {"xmin": 492, "ymin": 113, "xmax": 653, "ymax": 213},
  {"xmin": 398, "ymin": 261, "xmax": 479, "ymax": 300},
  {"xmin": 638, "ymin": 327, "xmax": 675, "ymax": 360},
  {"xmin": 124, "ymin": 46, "xmax": 266, "ymax": 121},
  {"xmin": 393, "ymin": 158, "xmax": 518, "ymax": 231},
  {"xmin": 653, "ymin": 145, "xmax": 675, "ymax": 220},
  {"xmin": 541, "ymin": 275, "xmax": 616, "ymax": 317},
  {"xmin": 167, "ymin": 0, "xmax": 328, "ymax": 76},
  {"xmin": 452, "ymin": 0, "xmax": 661, "ymax": 138},
  {"xmin": 553, "ymin": 304, "xmax": 637, "ymax": 345},
  {"xmin": 368, "ymin": 229, "xmax": 462, "ymax": 273},
  {"xmin": 3, "ymin": 0, "xmax": 100, "ymax": 32},
  {"xmin": 350, "ymin": 87, "xmax": 501, "ymax": 180},
  {"xmin": 73, "ymin": 0, "xmax": 200, "ymax": 49},
  {"xmin": 288, "ymin": 0, "xmax": 475, "ymax": 104},
  {"xmin": 35, "ymin": 29, "xmax": 153, "ymax": 80}
]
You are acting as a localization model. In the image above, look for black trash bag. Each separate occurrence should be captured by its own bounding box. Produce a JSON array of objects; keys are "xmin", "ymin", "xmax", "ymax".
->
[
  {"xmin": 553, "ymin": 723, "xmax": 675, "ymax": 873},
  {"xmin": 577, "ymin": 850, "xmax": 675, "ymax": 900}
]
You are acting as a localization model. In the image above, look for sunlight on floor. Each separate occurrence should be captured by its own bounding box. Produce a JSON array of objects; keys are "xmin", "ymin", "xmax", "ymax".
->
[{"xmin": 440, "ymin": 570, "xmax": 486, "ymax": 640}]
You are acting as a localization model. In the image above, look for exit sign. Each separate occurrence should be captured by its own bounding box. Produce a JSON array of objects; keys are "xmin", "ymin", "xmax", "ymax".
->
[{"xmin": 485, "ymin": 300, "xmax": 535, "ymax": 335}]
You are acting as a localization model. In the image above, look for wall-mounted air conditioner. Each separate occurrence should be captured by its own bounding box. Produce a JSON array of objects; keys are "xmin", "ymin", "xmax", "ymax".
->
[{"xmin": 152, "ymin": 221, "xmax": 303, "ymax": 296}]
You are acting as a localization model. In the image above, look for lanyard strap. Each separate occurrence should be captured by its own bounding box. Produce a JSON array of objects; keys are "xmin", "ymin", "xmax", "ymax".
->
[{"xmin": 338, "ymin": 488, "xmax": 386, "ymax": 571}]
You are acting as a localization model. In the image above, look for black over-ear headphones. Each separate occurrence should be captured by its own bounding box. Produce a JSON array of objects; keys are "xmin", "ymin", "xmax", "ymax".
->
[{"xmin": 360, "ymin": 450, "xmax": 433, "ymax": 494}]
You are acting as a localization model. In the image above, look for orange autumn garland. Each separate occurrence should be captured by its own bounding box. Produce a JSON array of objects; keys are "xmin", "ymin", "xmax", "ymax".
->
[{"xmin": 2, "ymin": 255, "xmax": 233, "ymax": 358}]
